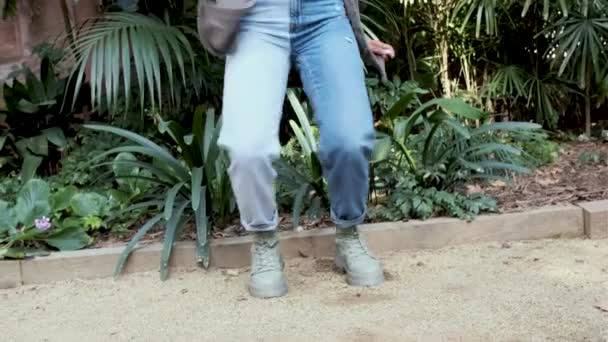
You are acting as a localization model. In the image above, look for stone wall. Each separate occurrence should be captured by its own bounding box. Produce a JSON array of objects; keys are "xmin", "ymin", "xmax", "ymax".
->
[{"xmin": 0, "ymin": 0, "xmax": 98, "ymax": 79}]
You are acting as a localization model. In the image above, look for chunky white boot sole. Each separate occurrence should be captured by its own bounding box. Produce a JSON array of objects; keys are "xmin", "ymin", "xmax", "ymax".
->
[
  {"xmin": 248, "ymin": 277, "xmax": 288, "ymax": 299},
  {"xmin": 335, "ymin": 255, "xmax": 385, "ymax": 287}
]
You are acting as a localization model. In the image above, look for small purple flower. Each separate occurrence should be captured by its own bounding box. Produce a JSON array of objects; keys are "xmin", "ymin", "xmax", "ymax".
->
[{"xmin": 34, "ymin": 216, "xmax": 52, "ymax": 231}]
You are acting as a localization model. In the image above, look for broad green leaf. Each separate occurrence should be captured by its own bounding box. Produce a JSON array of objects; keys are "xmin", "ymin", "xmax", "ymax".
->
[
  {"xmin": 42, "ymin": 127, "xmax": 67, "ymax": 148},
  {"xmin": 164, "ymin": 182, "xmax": 185, "ymax": 220},
  {"xmin": 85, "ymin": 124, "xmax": 189, "ymax": 181},
  {"xmin": 194, "ymin": 186, "xmax": 209, "ymax": 268},
  {"xmin": 114, "ymin": 214, "xmax": 163, "ymax": 277},
  {"xmin": 0, "ymin": 200, "xmax": 17, "ymax": 236},
  {"xmin": 393, "ymin": 118, "xmax": 409, "ymax": 141},
  {"xmin": 202, "ymin": 108, "xmax": 216, "ymax": 159},
  {"xmin": 98, "ymin": 159, "xmax": 178, "ymax": 185},
  {"xmin": 70, "ymin": 192, "xmax": 107, "ymax": 217},
  {"xmin": 287, "ymin": 90, "xmax": 317, "ymax": 152},
  {"xmin": 290, "ymin": 120, "xmax": 312, "ymax": 155},
  {"xmin": 50, "ymin": 185, "xmax": 78, "ymax": 212},
  {"xmin": 191, "ymin": 167, "xmax": 203, "ymax": 211},
  {"xmin": 192, "ymin": 105, "xmax": 205, "ymax": 164},
  {"xmin": 465, "ymin": 143, "xmax": 522, "ymax": 157},
  {"xmin": 112, "ymin": 152, "xmax": 140, "ymax": 191},
  {"xmin": 26, "ymin": 134, "xmax": 49, "ymax": 156},
  {"xmin": 16, "ymin": 99, "xmax": 40, "ymax": 113},
  {"xmin": 118, "ymin": 200, "xmax": 163, "ymax": 216},
  {"xmin": 372, "ymin": 134, "xmax": 392, "ymax": 163},
  {"xmin": 434, "ymin": 98, "xmax": 485, "ymax": 120},
  {"xmin": 384, "ymin": 92, "xmax": 418, "ymax": 120},
  {"xmin": 14, "ymin": 179, "xmax": 51, "ymax": 227},
  {"xmin": 0, "ymin": 247, "xmax": 50, "ymax": 260},
  {"xmin": 19, "ymin": 153, "xmax": 43, "ymax": 182},
  {"xmin": 157, "ymin": 118, "xmax": 194, "ymax": 166},
  {"xmin": 422, "ymin": 121, "xmax": 443, "ymax": 166},
  {"xmin": 160, "ymin": 201, "xmax": 189, "ymax": 280},
  {"xmin": 445, "ymin": 117, "xmax": 471, "ymax": 139},
  {"xmin": 44, "ymin": 226, "xmax": 91, "ymax": 251},
  {"xmin": 0, "ymin": 247, "xmax": 25, "ymax": 259},
  {"xmin": 292, "ymin": 183, "xmax": 310, "ymax": 229},
  {"xmin": 472, "ymin": 122, "xmax": 542, "ymax": 135}
]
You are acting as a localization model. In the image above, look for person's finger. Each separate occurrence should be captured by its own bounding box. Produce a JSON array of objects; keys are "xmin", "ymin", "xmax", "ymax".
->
[{"xmin": 379, "ymin": 42, "xmax": 392, "ymax": 50}]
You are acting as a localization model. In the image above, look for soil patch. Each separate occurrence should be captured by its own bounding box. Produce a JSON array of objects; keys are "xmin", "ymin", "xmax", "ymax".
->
[{"xmin": 479, "ymin": 142, "xmax": 608, "ymax": 212}]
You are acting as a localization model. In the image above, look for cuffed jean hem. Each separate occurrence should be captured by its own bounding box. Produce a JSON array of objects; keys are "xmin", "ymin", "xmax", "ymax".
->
[
  {"xmin": 241, "ymin": 211, "xmax": 279, "ymax": 232},
  {"xmin": 332, "ymin": 211, "xmax": 366, "ymax": 229}
]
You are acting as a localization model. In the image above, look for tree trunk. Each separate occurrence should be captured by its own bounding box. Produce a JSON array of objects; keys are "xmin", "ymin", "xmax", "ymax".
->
[
  {"xmin": 439, "ymin": 35, "xmax": 451, "ymax": 97},
  {"xmin": 585, "ymin": 91, "xmax": 591, "ymax": 137}
]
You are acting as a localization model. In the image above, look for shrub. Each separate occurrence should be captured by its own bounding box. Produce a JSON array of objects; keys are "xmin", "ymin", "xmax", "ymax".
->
[
  {"xmin": 0, "ymin": 179, "xmax": 119, "ymax": 259},
  {"xmin": 86, "ymin": 105, "xmax": 232, "ymax": 279},
  {"xmin": 0, "ymin": 47, "xmax": 88, "ymax": 181},
  {"xmin": 370, "ymin": 86, "xmax": 542, "ymax": 220}
]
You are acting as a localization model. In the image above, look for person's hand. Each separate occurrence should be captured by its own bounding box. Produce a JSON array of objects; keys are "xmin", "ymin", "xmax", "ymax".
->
[{"xmin": 368, "ymin": 40, "xmax": 395, "ymax": 60}]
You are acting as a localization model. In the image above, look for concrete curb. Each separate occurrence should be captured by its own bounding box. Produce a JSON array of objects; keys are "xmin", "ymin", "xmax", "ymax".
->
[
  {"xmin": 578, "ymin": 200, "xmax": 608, "ymax": 239},
  {"xmin": 0, "ymin": 204, "xmax": 593, "ymax": 288}
]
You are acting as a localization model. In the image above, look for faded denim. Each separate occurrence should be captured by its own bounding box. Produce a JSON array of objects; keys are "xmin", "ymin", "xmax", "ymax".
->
[{"xmin": 218, "ymin": 0, "xmax": 375, "ymax": 231}]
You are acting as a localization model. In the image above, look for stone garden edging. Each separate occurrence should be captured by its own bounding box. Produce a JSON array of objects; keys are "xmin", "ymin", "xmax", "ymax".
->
[{"xmin": 2, "ymin": 202, "xmax": 605, "ymax": 289}]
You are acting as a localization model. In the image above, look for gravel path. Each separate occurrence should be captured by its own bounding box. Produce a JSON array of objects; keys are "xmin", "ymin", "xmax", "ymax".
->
[{"xmin": 2, "ymin": 238, "xmax": 608, "ymax": 341}]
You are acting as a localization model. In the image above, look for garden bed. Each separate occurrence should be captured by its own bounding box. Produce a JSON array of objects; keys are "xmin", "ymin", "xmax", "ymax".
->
[
  {"xmin": 479, "ymin": 142, "xmax": 608, "ymax": 212},
  {"xmin": 92, "ymin": 141, "xmax": 608, "ymax": 248}
]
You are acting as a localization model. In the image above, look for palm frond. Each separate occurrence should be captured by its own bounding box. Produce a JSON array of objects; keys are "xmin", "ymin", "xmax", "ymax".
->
[
  {"xmin": 67, "ymin": 12, "xmax": 195, "ymax": 113},
  {"xmin": 455, "ymin": 0, "xmax": 499, "ymax": 38},
  {"xmin": 483, "ymin": 65, "xmax": 529, "ymax": 100},
  {"xmin": 522, "ymin": 0, "xmax": 570, "ymax": 19},
  {"xmin": 546, "ymin": 13, "xmax": 608, "ymax": 87}
]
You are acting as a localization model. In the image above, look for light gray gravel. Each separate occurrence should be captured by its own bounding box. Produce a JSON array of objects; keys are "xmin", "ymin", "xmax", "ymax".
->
[{"xmin": 2, "ymin": 238, "xmax": 608, "ymax": 341}]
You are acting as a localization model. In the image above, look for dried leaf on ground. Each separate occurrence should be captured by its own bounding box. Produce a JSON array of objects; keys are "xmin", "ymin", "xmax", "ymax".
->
[
  {"xmin": 481, "ymin": 143, "xmax": 608, "ymax": 212},
  {"xmin": 594, "ymin": 301, "xmax": 608, "ymax": 313}
]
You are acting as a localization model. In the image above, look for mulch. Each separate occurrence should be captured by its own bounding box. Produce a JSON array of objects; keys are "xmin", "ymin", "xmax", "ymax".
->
[{"xmin": 477, "ymin": 142, "xmax": 608, "ymax": 212}]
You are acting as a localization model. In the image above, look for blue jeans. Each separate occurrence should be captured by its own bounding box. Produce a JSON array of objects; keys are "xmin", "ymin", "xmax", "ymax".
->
[{"xmin": 218, "ymin": 0, "xmax": 375, "ymax": 231}]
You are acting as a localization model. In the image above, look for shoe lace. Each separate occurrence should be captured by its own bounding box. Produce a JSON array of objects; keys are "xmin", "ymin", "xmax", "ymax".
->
[
  {"xmin": 340, "ymin": 232, "xmax": 373, "ymax": 261},
  {"xmin": 252, "ymin": 240, "xmax": 280, "ymax": 274}
]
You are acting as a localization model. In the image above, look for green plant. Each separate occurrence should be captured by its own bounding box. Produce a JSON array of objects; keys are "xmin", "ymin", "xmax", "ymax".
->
[
  {"xmin": 545, "ymin": 3, "xmax": 608, "ymax": 135},
  {"xmin": 0, "ymin": 174, "xmax": 22, "ymax": 203},
  {"xmin": 374, "ymin": 89, "xmax": 541, "ymax": 189},
  {"xmin": 515, "ymin": 133, "xmax": 561, "ymax": 166},
  {"xmin": 0, "ymin": 0, "xmax": 17, "ymax": 18},
  {"xmin": 85, "ymin": 105, "xmax": 229, "ymax": 280},
  {"xmin": 0, "ymin": 179, "xmax": 94, "ymax": 259},
  {"xmin": 369, "ymin": 89, "xmax": 541, "ymax": 221},
  {"xmin": 0, "ymin": 48, "xmax": 88, "ymax": 181},
  {"xmin": 67, "ymin": 11, "xmax": 197, "ymax": 115},
  {"xmin": 367, "ymin": 77, "xmax": 428, "ymax": 117},
  {"xmin": 46, "ymin": 130, "xmax": 126, "ymax": 188},
  {"xmin": 276, "ymin": 90, "xmax": 328, "ymax": 228},
  {"xmin": 579, "ymin": 150, "xmax": 608, "ymax": 165},
  {"xmin": 482, "ymin": 65, "xmax": 573, "ymax": 128},
  {"xmin": 371, "ymin": 173, "xmax": 497, "ymax": 221}
]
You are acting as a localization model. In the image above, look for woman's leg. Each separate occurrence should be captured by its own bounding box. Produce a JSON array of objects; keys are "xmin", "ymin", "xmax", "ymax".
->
[
  {"xmin": 294, "ymin": 5, "xmax": 383, "ymax": 287},
  {"xmin": 219, "ymin": 32, "xmax": 289, "ymax": 232},
  {"xmin": 219, "ymin": 29, "xmax": 290, "ymax": 298}
]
